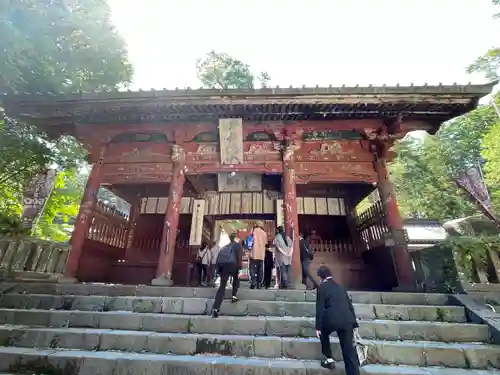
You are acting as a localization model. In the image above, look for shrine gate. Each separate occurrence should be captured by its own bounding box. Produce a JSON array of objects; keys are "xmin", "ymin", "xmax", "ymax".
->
[{"xmin": 3, "ymin": 83, "xmax": 495, "ymax": 290}]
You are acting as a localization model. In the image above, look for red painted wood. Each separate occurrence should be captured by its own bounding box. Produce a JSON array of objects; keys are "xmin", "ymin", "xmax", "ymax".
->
[
  {"xmin": 374, "ymin": 155, "xmax": 415, "ymax": 286},
  {"xmin": 156, "ymin": 145, "xmax": 186, "ymax": 281},
  {"xmin": 65, "ymin": 157, "xmax": 104, "ymax": 279},
  {"xmin": 282, "ymin": 138, "xmax": 301, "ymax": 284}
]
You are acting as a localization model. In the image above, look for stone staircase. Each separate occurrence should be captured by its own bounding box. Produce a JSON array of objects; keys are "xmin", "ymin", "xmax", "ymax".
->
[{"xmin": 0, "ymin": 283, "xmax": 499, "ymax": 374}]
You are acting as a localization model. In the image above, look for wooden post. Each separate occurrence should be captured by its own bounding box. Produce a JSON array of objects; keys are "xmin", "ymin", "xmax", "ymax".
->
[
  {"xmin": 282, "ymin": 139, "xmax": 302, "ymax": 288},
  {"xmin": 373, "ymin": 148, "xmax": 415, "ymax": 288},
  {"xmin": 124, "ymin": 196, "xmax": 141, "ymax": 262},
  {"xmin": 63, "ymin": 154, "xmax": 104, "ymax": 281},
  {"xmin": 152, "ymin": 145, "xmax": 186, "ymax": 286}
]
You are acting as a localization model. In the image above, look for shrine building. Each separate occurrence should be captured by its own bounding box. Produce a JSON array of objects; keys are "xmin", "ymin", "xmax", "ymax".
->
[{"xmin": 3, "ymin": 83, "xmax": 495, "ymax": 290}]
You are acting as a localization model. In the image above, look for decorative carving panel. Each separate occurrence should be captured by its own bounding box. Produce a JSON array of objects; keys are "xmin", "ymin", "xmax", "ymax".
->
[
  {"xmin": 186, "ymin": 162, "xmax": 283, "ymax": 174},
  {"xmin": 244, "ymin": 142, "xmax": 281, "ymax": 162},
  {"xmin": 295, "ymin": 162, "xmax": 376, "ymax": 183},
  {"xmin": 105, "ymin": 143, "xmax": 171, "ymax": 164},
  {"xmin": 101, "ymin": 163, "xmax": 173, "ymax": 184},
  {"xmin": 185, "ymin": 143, "xmax": 218, "ymax": 163},
  {"xmin": 218, "ymin": 173, "xmax": 262, "ymax": 192},
  {"xmin": 295, "ymin": 141, "xmax": 372, "ymax": 162}
]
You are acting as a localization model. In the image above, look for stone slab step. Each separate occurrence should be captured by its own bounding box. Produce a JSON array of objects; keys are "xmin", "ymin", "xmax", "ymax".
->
[
  {"xmin": 1, "ymin": 326, "xmax": 499, "ymax": 367},
  {"xmin": 0, "ymin": 282, "xmax": 452, "ymax": 305},
  {"xmin": 0, "ymin": 293, "xmax": 467, "ymax": 322},
  {"xmin": 1, "ymin": 347, "xmax": 500, "ymax": 375},
  {"xmin": 1, "ymin": 325, "xmax": 499, "ymax": 367},
  {"xmin": 0, "ymin": 309, "xmax": 489, "ymax": 343}
]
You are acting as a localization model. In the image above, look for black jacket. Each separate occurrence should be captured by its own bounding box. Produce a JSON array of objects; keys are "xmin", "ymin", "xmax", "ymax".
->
[
  {"xmin": 232, "ymin": 242, "xmax": 243, "ymax": 269},
  {"xmin": 299, "ymin": 237, "xmax": 312, "ymax": 263},
  {"xmin": 315, "ymin": 278, "xmax": 358, "ymax": 331}
]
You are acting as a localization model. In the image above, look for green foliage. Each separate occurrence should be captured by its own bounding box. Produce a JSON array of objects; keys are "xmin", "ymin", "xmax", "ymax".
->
[
  {"xmin": 33, "ymin": 169, "xmax": 86, "ymax": 242},
  {"xmin": 482, "ymin": 122, "xmax": 500, "ymax": 212},
  {"xmin": 443, "ymin": 235, "xmax": 500, "ymax": 281},
  {"xmin": 390, "ymin": 136, "xmax": 479, "ymax": 220},
  {"xmin": 196, "ymin": 51, "xmax": 271, "ymax": 89},
  {"xmin": 390, "ymin": 97, "xmax": 500, "ymax": 221},
  {"xmin": 0, "ymin": 212, "xmax": 28, "ymax": 236},
  {"xmin": 0, "ymin": 0, "xmax": 132, "ymax": 241},
  {"xmin": 467, "ymin": 0, "xmax": 500, "ymax": 79},
  {"xmin": 0, "ymin": 0, "xmax": 132, "ymax": 94}
]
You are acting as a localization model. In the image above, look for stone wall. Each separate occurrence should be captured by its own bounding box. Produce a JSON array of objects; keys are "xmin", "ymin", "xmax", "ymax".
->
[{"xmin": 411, "ymin": 245, "xmax": 464, "ymax": 294}]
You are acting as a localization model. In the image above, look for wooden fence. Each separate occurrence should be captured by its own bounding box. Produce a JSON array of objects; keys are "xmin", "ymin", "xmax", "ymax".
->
[{"xmin": 0, "ymin": 237, "xmax": 69, "ymax": 277}]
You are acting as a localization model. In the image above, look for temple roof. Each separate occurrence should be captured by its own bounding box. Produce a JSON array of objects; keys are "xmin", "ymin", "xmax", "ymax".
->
[{"xmin": 2, "ymin": 82, "xmax": 497, "ymax": 132}]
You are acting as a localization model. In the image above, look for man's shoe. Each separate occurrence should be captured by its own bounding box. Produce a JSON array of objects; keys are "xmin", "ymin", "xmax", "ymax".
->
[
  {"xmin": 211, "ymin": 309, "xmax": 219, "ymax": 318},
  {"xmin": 249, "ymin": 284, "xmax": 256, "ymax": 289},
  {"xmin": 320, "ymin": 359, "xmax": 336, "ymax": 370},
  {"xmin": 231, "ymin": 296, "xmax": 239, "ymax": 303}
]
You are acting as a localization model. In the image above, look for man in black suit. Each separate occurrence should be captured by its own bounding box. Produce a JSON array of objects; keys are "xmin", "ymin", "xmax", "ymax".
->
[
  {"xmin": 315, "ymin": 265, "xmax": 360, "ymax": 374},
  {"xmin": 299, "ymin": 232, "xmax": 318, "ymax": 289}
]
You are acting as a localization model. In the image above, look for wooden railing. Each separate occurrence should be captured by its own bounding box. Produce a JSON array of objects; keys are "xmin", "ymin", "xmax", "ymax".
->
[
  {"xmin": 356, "ymin": 201, "xmax": 388, "ymax": 251},
  {"xmin": 310, "ymin": 239, "xmax": 355, "ymax": 253},
  {"xmin": 87, "ymin": 201, "xmax": 129, "ymax": 248},
  {"xmin": 0, "ymin": 237, "xmax": 69, "ymax": 277}
]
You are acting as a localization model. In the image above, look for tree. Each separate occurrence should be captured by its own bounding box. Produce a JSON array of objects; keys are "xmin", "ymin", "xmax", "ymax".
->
[
  {"xmin": 467, "ymin": 0, "xmax": 500, "ymax": 79},
  {"xmin": 33, "ymin": 169, "xmax": 86, "ymax": 242},
  {"xmin": 481, "ymin": 121, "xmax": 500, "ymax": 211},
  {"xmin": 196, "ymin": 51, "xmax": 271, "ymax": 89},
  {"xmin": 0, "ymin": 0, "xmax": 132, "ymax": 94},
  {"xmin": 0, "ymin": 0, "xmax": 132, "ymax": 237},
  {"xmin": 389, "ymin": 98, "xmax": 500, "ymax": 222},
  {"xmin": 390, "ymin": 136, "xmax": 479, "ymax": 221}
]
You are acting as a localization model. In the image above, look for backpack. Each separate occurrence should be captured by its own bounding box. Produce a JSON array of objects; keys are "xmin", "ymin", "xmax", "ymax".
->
[
  {"xmin": 246, "ymin": 233, "xmax": 254, "ymax": 250},
  {"xmin": 216, "ymin": 243, "xmax": 237, "ymax": 265}
]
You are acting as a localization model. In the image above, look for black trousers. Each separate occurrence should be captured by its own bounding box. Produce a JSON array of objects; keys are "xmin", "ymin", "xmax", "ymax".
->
[
  {"xmin": 249, "ymin": 259, "xmax": 263, "ymax": 287},
  {"xmin": 320, "ymin": 326, "xmax": 360, "ymax": 375},
  {"xmin": 301, "ymin": 260, "xmax": 319, "ymax": 288},
  {"xmin": 263, "ymin": 252, "xmax": 274, "ymax": 288},
  {"xmin": 197, "ymin": 264, "xmax": 208, "ymax": 284},
  {"xmin": 213, "ymin": 264, "xmax": 240, "ymax": 311}
]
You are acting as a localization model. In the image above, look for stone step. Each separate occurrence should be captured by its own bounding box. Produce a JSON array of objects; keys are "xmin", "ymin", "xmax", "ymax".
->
[
  {"xmin": 0, "ymin": 309, "xmax": 489, "ymax": 343},
  {"xmin": 0, "ymin": 294, "xmax": 467, "ymax": 322},
  {"xmin": 1, "ymin": 326, "xmax": 499, "ymax": 367},
  {"xmin": 0, "ymin": 282, "xmax": 452, "ymax": 305},
  {"xmin": 1, "ymin": 347, "xmax": 500, "ymax": 375}
]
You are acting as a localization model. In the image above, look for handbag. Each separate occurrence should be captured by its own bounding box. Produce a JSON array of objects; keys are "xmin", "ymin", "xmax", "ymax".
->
[
  {"xmin": 196, "ymin": 248, "xmax": 208, "ymax": 265},
  {"xmin": 353, "ymin": 328, "xmax": 367, "ymax": 365}
]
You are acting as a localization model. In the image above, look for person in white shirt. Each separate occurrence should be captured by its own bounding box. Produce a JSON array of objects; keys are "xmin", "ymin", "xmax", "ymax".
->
[
  {"xmin": 196, "ymin": 242, "xmax": 211, "ymax": 286},
  {"xmin": 209, "ymin": 241, "xmax": 219, "ymax": 285}
]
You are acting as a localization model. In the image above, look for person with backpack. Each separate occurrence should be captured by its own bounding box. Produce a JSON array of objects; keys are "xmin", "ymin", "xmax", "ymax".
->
[
  {"xmin": 300, "ymin": 232, "xmax": 318, "ymax": 289},
  {"xmin": 211, "ymin": 233, "xmax": 243, "ymax": 318}
]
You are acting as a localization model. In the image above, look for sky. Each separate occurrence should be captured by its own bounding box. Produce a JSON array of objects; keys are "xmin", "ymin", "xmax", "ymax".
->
[{"xmin": 107, "ymin": 0, "xmax": 499, "ymax": 90}]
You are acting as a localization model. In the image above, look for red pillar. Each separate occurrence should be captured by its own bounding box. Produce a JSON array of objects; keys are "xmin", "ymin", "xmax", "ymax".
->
[
  {"xmin": 373, "ymin": 150, "xmax": 415, "ymax": 287},
  {"xmin": 282, "ymin": 140, "xmax": 302, "ymax": 287},
  {"xmin": 153, "ymin": 144, "xmax": 186, "ymax": 286},
  {"xmin": 124, "ymin": 196, "xmax": 141, "ymax": 262},
  {"xmin": 64, "ymin": 157, "xmax": 104, "ymax": 281}
]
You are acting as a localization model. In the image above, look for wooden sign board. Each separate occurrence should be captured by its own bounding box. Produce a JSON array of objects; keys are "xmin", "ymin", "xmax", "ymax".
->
[
  {"xmin": 219, "ymin": 118, "xmax": 244, "ymax": 164},
  {"xmin": 189, "ymin": 199, "xmax": 205, "ymax": 246}
]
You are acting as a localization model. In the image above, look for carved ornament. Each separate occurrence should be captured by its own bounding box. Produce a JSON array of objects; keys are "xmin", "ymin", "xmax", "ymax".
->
[
  {"xmin": 102, "ymin": 164, "xmax": 172, "ymax": 184},
  {"xmin": 119, "ymin": 148, "xmax": 166, "ymax": 163},
  {"xmin": 307, "ymin": 141, "xmax": 357, "ymax": 161},
  {"xmin": 283, "ymin": 141, "xmax": 300, "ymax": 162},
  {"xmin": 171, "ymin": 145, "xmax": 185, "ymax": 164}
]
